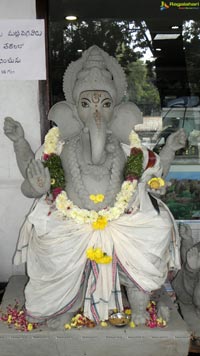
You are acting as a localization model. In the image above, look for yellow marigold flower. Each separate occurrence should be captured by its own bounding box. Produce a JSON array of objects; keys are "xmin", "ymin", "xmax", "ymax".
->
[
  {"xmin": 92, "ymin": 216, "xmax": 108, "ymax": 230},
  {"xmin": 148, "ymin": 177, "xmax": 165, "ymax": 190},
  {"xmin": 27, "ymin": 323, "xmax": 33, "ymax": 331},
  {"xmin": 129, "ymin": 321, "xmax": 136, "ymax": 328},
  {"xmin": 96, "ymin": 194, "xmax": 104, "ymax": 203},
  {"xmin": 86, "ymin": 248, "xmax": 96, "ymax": 260},
  {"xmin": 99, "ymin": 255, "xmax": 112, "ymax": 264},
  {"xmin": 125, "ymin": 309, "xmax": 132, "ymax": 315},
  {"xmin": 51, "ymin": 178, "xmax": 56, "ymax": 185},
  {"xmin": 64, "ymin": 323, "xmax": 72, "ymax": 330},
  {"xmin": 156, "ymin": 317, "xmax": 163, "ymax": 323},
  {"xmin": 74, "ymin": 313, "xmax": 82, "ymax": 321},
  {"xmin": 94, "ymin": 248, "xmax": 104, "ymax": 260},
  {"xmin": 157, "ymin": 317, "xmax": 167, "ymax": 327},
  {"xmin": 89, "ymin": 194, "xmax": 105, "ymax": 204},
  {"xmin": 100, "ymin": 321, "xmax": 108, "ymax": 327},
  {"xmin": 86, "ymin": 247, "xmax": 112, "ymax": 264},
  {"xmin": 7, "ymin": 315, "xmax": 12, "ymax": 323}
]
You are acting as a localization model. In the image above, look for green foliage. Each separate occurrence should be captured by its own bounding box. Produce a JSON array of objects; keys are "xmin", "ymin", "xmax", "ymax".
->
[
  {"xmin": 49, "ymin": 20, "xmax": 153, "ymax": 103},
  {"xmin": 43, "ymin": 154, "xmax": 65, "ymax": 191},
  {"xmin": 124, "ymin": 149, "xmax": 143, "ymax": 179},
  {"xmin": 126, "ymin": 60, "xmax": 160, "ymax": 115}
]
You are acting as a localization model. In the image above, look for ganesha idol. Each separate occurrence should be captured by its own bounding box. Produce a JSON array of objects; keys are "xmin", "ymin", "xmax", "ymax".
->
[{"xmin": 4, "ymin": 46, "xmax": 186, "ymax": 328}]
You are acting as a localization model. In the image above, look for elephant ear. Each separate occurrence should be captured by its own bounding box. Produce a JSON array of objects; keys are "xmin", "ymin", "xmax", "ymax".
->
[
  {"xmin": 48, "ymin": 101, "xmax": 82, "ymax": 140},
  {"xmin": 109, "ymin": 102, "xmax": 143, "ymax": 145}
]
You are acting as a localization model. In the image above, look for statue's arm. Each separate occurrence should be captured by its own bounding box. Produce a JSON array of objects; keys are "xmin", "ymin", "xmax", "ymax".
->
[
  {"xmin": 159, "ymin": 128, "xmax": 186, "ymax": 178},
  {"xmin": 4, "ymin": 117, "xmax": 34, "ymax": 178},
  {"xmin": 4, "ymin": 117, "xmax": 50, "ymax": 198}
]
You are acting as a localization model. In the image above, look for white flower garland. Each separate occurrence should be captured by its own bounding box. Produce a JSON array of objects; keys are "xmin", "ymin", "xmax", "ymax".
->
[
  {"xmin": 44, "ymin": 128, "xmax": 142, "ymax": 226},
  {"xmin": 44, "ymin": 127, "xmax": 64, "ymax": 156}
]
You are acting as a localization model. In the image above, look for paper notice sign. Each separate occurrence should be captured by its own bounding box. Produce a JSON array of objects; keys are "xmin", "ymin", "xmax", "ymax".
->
[{"xmin": 0, "ymin": 19, "xmax": 46, "ymax": 80}]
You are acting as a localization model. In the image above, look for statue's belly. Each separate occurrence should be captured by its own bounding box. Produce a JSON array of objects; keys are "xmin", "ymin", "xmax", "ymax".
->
[{"xmin": 65, "ymin": 174, "xmax": 122, "ymax": 211}]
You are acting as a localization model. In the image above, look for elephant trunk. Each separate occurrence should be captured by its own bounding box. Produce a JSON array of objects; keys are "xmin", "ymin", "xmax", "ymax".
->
[{"xmin": 89, "ymin": 112, "xmax": 106, "ymax": 165}]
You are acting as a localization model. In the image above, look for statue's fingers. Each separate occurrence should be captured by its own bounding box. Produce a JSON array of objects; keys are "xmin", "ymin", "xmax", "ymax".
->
[
  {"xmin": 27, "ymin": 166, "xmax": 34, "ymax": 180},
  {"xmin": 3, "ymin": 122, "xmax": 16, "ymax": 131},
  {"xmin": 4, "ymin": 117, "xmax": 16, "ymax": 125},
  {"xmin": 181, "ymin": 136, "xmax": 187, "ymax": 144},
  {"xmin": 44, "ymin": 167, "xmax": 50, "ymax": 181},
  {"xmin": 4, "ymin": 118, "xmax": 20, "ymax": 129},
  {"xmin": 35, "ymin": 160, "xmax": 45, "ymax": 176},
  {"xmin": 28, "ymin": 160, "xmax": 39, "ymax": 176},
  {"xmin": 31, "ymin": 159, "xmax": 43, "ymax": 176}
]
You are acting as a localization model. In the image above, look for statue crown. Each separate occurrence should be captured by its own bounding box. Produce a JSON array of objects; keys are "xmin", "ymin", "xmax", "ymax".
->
[{"xmin": 63, "ymin": 45, "xmax": 127, "ymax": 105}]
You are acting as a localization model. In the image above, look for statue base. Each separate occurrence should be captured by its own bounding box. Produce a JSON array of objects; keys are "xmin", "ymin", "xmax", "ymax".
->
[
  {"xmin": 0, "ymin": 276, "xmax": 190, "ymax": 356},
  {"xmin": 178, "ymin": 301, "xmax": 200, "ymax": 337}
]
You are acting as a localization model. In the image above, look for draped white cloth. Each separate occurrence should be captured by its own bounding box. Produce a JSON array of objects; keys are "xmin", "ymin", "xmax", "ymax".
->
[{"xmin": 14, "ymin": 148, "xmax": 180, "ymax": 323}]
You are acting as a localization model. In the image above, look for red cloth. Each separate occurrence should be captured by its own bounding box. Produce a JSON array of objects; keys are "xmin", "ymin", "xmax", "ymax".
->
[{"xmin": 146, "ymin": 150, "xmax": 156, "ymax": 169}]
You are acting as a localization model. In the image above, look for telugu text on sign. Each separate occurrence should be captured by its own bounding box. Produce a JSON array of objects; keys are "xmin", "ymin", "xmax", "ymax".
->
[{"xmin": 0, "ymin": 20, "xmax": 46, "ymax": 80}]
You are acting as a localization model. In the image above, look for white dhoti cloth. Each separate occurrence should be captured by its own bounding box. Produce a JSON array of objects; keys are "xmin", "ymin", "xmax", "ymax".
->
[{"xmin": 14, "ymin": 183, "xmax": 180, "ymax": 323}]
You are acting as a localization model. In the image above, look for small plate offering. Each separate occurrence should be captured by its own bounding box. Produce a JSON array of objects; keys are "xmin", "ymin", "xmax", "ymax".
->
[{"xmin": 108, "ymin": 312, "xmax": 131, "ymax": 327}]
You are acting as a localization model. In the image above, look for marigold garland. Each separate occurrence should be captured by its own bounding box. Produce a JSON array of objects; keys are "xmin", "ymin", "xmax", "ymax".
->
[{"xmin": 42, "ymin": 127, "xmax": 145, "ymax": 229}]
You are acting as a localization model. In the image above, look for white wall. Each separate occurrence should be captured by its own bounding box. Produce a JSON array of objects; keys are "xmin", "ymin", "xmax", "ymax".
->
[{"xmin": 0, "ymin": 0, "xmax": 41, "ymax": 281}]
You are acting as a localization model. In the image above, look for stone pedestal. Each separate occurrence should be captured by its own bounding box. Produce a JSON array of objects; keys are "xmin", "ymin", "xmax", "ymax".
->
[{"xmin": 0, "ymin": 276, "xmax": 190, "ymax": 356}]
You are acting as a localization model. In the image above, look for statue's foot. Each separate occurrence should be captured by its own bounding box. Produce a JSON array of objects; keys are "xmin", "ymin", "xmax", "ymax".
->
[
  {"xmin": 47, "ymin": 312, "xmax": 74, "ymax": 330},
  {"xmin": 26, "ymin": 315, "xmax": 44, "ymax": 324},
  {"xmin": 131, "ymin": 311, "xmax": 149, "ymax": 325},
  {"xmin": 126, "ymin": 286, "xmax": 150, "ymax": 325},
  {"xmin": 157, "ymin": 301, "xmax": 170, "ymax": 322}
]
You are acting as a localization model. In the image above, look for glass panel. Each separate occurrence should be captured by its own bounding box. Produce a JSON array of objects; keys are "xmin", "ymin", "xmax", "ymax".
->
[{"xmin": 48, "ymin": 2, "xmax": 200, "ymax": 220}]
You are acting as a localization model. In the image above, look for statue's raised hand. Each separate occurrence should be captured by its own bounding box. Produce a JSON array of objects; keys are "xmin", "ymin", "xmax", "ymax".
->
[
  {"xmin": 27, "ymin": 159, "xmax": 51, "ymax": 195},
  {"xmin": 165, "ymin": 128, "xmax": 187, "ymax": 152},
  {"xmin": 4, "ymin": 117, "xmax": 24, "ymax": 142}
]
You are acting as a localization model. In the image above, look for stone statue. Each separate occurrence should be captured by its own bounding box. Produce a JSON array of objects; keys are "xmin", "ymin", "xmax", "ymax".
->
[
  {"xmin": 172, "ymin": 223, "xmax": 200, "ymax": 320},
  {"xmin": 4, "ymin": 46, "xmax": 186, "ymax": 328}
]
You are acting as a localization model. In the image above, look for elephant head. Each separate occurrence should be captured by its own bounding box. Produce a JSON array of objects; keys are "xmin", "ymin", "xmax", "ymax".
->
[{"xmin": 48, "ymin": 46, "xmax": 143, "ymax": 163}]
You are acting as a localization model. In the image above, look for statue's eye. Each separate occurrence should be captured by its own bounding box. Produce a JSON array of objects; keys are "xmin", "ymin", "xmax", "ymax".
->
[
  {"xmin": 81, "ymin": 101, "xmax": 89, "ymax": 108},
  {"xmin": 103, "ymin": 101, "xmax": 112, "ymax": 108}
]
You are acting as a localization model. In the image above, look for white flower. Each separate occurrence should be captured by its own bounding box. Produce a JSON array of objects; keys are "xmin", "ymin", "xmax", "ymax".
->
[
  {"xmin": 44, "ymin": 143, "xmax": 57, "ymax": 154},
  {"xmin": 105, "ymin": 207, "xmax": 121, "ymax": 220},
  {"xmin": 44, "ymin": 127, "xmax": 141, "ymax": 225},
  {"xmin": 129, "ymin": 130, "xmax": 142, "ymax": 149},
  {"xmin": 44, "ymin": 127, "xmax": 61, "ymax": 154},
  {"xmin": 55, "ymin": 191, "xmax": 69, "ymax": 213}
]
